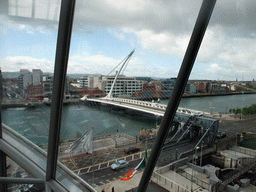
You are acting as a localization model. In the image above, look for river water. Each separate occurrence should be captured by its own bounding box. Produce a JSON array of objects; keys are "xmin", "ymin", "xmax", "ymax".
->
[
  {"xmin": 2, "ymin": 94, "xmax": 255, "ymax": 145},
  {"xmin": 165, "ymin": 93, "xmax": 256, "ymax": 114}
]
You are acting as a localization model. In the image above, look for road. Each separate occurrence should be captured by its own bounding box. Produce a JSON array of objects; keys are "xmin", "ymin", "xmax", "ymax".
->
[{"xmin": 79, "ymin": 159, "xmax": 141, "ymax": 188}]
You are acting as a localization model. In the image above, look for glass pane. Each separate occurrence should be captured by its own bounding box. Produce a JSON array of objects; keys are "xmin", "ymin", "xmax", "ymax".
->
[
  {"xmin": 1, "ymin": 0, "xmax": 60, "ymax": 151},
  {"xmin": 6, "ymin": 156, "xmax": 45, "ymax": 192},
  {"xmin": 58, "ymin": 0, "xmax": 200, "ymax": 191},
  {"xmin": 59, "ymin": 0, "xmax": 256, "ymax": 191}
]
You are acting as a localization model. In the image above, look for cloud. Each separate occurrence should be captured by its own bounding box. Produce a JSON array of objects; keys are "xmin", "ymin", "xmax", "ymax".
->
[
  {"xmin": 0, "ymin": 15, "xmax": 54, "ymax": 35},
  {"xmin": 1, "ymin": 56, "xmax": 53, "ymax": 72},
  {"xmin": 68, "ymin": 53, "xmax": 152, "ymax": 76},
  {"xmin": 1, "ymin": 0, "xmax": 256, "ymax": 80}
]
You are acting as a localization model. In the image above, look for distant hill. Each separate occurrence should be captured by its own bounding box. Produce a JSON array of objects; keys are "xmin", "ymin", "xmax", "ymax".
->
[{"xmin": 2, "ymin": 72, "xmax": 20, "ymax": 79}]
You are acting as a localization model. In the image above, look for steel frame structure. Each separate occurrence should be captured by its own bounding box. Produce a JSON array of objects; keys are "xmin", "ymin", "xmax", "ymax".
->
[{"xmin": 0, "ymin": 0, "xmax": 217, "ymax": 191}]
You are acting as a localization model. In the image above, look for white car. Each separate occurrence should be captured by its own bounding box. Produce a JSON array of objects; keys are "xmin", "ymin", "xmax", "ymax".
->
[{"xmin": 111, "ymin": 160, "xmax": 129, "ymax": 170}]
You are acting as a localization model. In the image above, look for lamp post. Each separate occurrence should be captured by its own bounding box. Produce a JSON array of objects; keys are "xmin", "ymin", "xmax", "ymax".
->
[
  {"xmin": 200, "ymin": 141, "xmax": 204, "ymax": 167},
  {"xmin": 234, "ymin": 133, "xmax": 240, "ymax": 156},
  {"xmin": 210, "ymin": 107, "xmax": 215, "ymax": 115},
  {"xmin": 191, "ymin": 147, "xmax": 199, "ymax": 191}
]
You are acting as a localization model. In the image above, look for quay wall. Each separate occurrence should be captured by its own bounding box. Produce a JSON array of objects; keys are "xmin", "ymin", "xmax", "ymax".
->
[{"xmin": 1, "ymin": 99, "xmax": 82, "ymax": 109}]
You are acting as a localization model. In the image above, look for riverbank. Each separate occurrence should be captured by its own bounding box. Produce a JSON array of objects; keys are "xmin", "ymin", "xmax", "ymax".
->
[
  {"xmin": 182, "ymin": 91, "xmax": 256, "ymax": 98},
  {"xmin": 1, "ymin": 99, "xmax": 81, "ymax": 109}
]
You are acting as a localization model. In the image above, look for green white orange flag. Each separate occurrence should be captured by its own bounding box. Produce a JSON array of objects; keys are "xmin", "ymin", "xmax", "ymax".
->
[{"xmin": 120, "ymin": 149, "xmax": 147, "ymax": 181}]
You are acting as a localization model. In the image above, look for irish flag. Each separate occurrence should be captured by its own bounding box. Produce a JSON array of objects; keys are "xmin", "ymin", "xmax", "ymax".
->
[{"xmin": 120, "ymin": 149, "xmax": 147, "ymax": 181}]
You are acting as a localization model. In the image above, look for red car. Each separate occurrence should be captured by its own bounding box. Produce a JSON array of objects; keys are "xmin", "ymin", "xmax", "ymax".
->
[{"xmin": 124, "ymin": 147, "xmax": 140, "ymax": 154}]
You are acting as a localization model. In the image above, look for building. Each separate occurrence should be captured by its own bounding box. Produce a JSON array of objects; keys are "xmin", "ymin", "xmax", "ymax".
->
[
  {"xmin": 27, "ymin": 84, "xmax": 44, "ymax": 100},
  {"xmin": 210, "ymin": 83, "xmax": 218, "ymax": 92},
  {"xmin": 32, "ymin": 69, "xmax": 43, "ymax": 85},
  {"xmin": 161, "ymin": 78, "xmax": 177, "ymax": 90},
  {"xmin": 79, "ymin": 87, "xmax": 104, "ymax": 98},
  {"xmin": 101, "ymin": 75, "xmax": 142, "ymax": 97},
  {"xmin": 77, "ymin": 76, "xmax": 89, "ymax": 87},
  {"xmin": 42, "ymin": 75, "xmax": 54, "ymax": 98},
  {"xmin": 198, "ymin": 81, "xmax": 206, "ymax": 93},
  {"xmin": 89, "ymin": 76, "xmax": 102, "ymax": 89},
  {"xmin": 18, "ymin": 69, "xmax": 32, "ymax": 96},
  {"xmin": 184, "ymin": 83, "xmax": 190, "ymax": 93},
  {"xmin": 42, "ymin": 75, "xmax": 69, "ymax": 99},
  {"xmin": 190, "ymin": 84, "xmax": 197, "ymax": 94}
]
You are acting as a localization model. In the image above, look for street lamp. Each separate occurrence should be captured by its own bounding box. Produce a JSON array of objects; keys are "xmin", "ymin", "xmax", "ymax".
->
[
  {"xmin": 235, "ymin": 133, "xmax": 238, "ymax": 156},
  {"xmin": 200, "ymin": 141, "xmax": 204, "ymax": 167},
  {"xmin": 210, "ymin": 107, "xmax": 215, "ymax": 115},
  {"xmin": 191, "ymin": 147, "xmax": 199, "ymax": 191}
]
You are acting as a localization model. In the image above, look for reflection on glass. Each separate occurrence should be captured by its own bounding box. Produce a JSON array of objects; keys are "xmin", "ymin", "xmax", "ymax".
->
[{"xmin": 6, "ymin": 157, "xmax": 45, "ymax": 191}]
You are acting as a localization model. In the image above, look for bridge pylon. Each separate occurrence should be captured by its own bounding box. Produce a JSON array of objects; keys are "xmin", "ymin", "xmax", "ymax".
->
[{"xmin": 104, "ymin": 49, "xmax": 135, "ymax": 99}]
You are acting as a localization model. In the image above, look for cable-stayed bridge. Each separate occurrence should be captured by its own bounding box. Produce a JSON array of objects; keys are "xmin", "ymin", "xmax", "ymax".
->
[
  {"xmin": 83, "ymin": 96, "xmax": 219, "ymax": 149},
  {"xmin": 85, "ymin": 97, "xmax": 204, "ymax": 117},
  {"xmin": 81, "ymin": 49, "xmax": 219, "ymax": 149}
]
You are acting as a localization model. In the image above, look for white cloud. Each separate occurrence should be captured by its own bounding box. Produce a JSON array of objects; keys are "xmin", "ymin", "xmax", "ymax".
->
[
  {"xmin": 122, "ymin": 28, "xmax": 190, "ymax": 58},
  {"xmin": 0, "ymin": 15, "xmax": 53, "ymax": 35},
  {"xmin": 1, "ymin": 56, "xmax": 53, "ymax": 72},
  {"xmin": 2, "ymin": 0, "xmax": 256, "ymax": 80},
  {"xmin": 206, "ymin": 63, "xmax": 222, "ymax": 73},
  {"xmin": 68, "ymin": 53, "xmax": 151, "ymax": 76}
]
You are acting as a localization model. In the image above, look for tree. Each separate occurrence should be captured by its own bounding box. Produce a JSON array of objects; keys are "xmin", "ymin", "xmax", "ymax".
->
[{"xmin": 75, "ymin": 131, "xmax": 82, "ymax": 139}]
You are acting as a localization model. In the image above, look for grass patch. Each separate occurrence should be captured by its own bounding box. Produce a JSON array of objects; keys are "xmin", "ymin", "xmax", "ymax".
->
[{"xmin": 239, "ymin": 138, "xmax": 256, "ymax": 150}]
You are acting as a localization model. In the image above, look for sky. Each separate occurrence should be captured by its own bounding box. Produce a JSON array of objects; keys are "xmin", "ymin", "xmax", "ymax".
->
[{"xmin": 1, "ymin": 0, "xmax": 256, "ymax": 81}]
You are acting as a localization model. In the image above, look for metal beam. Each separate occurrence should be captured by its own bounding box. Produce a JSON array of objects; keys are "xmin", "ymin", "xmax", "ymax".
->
[
  {"xmin": 137, "ymin": 0, "xmax": 217, "ymax": 191},
  {"xmin": 46, "ymin": 0, "xmax": 76, "ymax": 181},
  {"xmin": 0, "ymin": 177, "xmax": 44, "ymax": 184},
  {"xmin": 0, "ymin": 69, "xmax": 7, "ymax": 192},
  {"xmin": 0, "ymin": 139, "xmax": 45, "ymax": 179}
]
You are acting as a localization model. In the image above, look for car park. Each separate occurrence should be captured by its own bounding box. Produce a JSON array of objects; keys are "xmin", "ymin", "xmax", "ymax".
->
[
  {"xmin": 124, "ymin": 147, "xmax": 140, "ymax": 154},
  {"xmin": 110, "ymin": 160, "xmax": 129, "ymax": 170}
]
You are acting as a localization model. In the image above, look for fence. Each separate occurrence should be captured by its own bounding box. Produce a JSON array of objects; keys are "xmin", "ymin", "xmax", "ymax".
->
[
  {"xmin": 93, "ymin": 133, "xmax": 138, "ymax": 148},
  {"xmin": 176, "ymin": 168, "xmax": 211, "ymax": 191},
  {"xmin": 74, "ymin": 149, "xmax": 149, "ymax": 174},
  {"xmin": 151, "ymin": 172, "xmax": 190, "ymax": 192},
  {"xmin": 232, "ymin": 146, "xmax": 256, "ymax": 157}
]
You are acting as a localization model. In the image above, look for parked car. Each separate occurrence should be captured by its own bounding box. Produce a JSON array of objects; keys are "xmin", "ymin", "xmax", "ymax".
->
[
  {"xmin": 111, "ymin": 160, "xmax": 129, "ymax": 170},
  {"xmin": 124, "ymin": 147, "xmax": 140, "ymax": 154}
]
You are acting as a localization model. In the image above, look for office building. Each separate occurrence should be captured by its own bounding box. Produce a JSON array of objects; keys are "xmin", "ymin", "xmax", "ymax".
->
[
  {"xmin": 101, "ymin": 75, "xmax": 142, "ymax": 97},
  {"xmin": 32, "ymin": 69, "xmax": 43, "ymax": 86}
]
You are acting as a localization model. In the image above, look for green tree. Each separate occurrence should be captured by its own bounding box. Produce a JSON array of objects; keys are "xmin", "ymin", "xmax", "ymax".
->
[
  {"xmin": 36, "ymin": 141, "xmax": 43, "ymax": 148},
  {"xmin": 75, "ymin": 131, "xmax": 82, "ymax": 139},
  {"xmin": 59, "ymin": 139, "xmax": 64, "ymax": 145}
]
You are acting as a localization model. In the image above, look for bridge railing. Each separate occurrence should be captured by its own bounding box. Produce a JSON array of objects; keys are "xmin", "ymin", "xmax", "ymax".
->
[{"xmin": 103, "ymin": 97, "xmax": 205, "ymax": 116}]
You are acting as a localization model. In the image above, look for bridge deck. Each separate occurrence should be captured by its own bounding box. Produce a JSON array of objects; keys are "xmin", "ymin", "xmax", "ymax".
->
[{"xmin": 85, "ymin": 97, "xmax": 208, "ymax": 117}]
